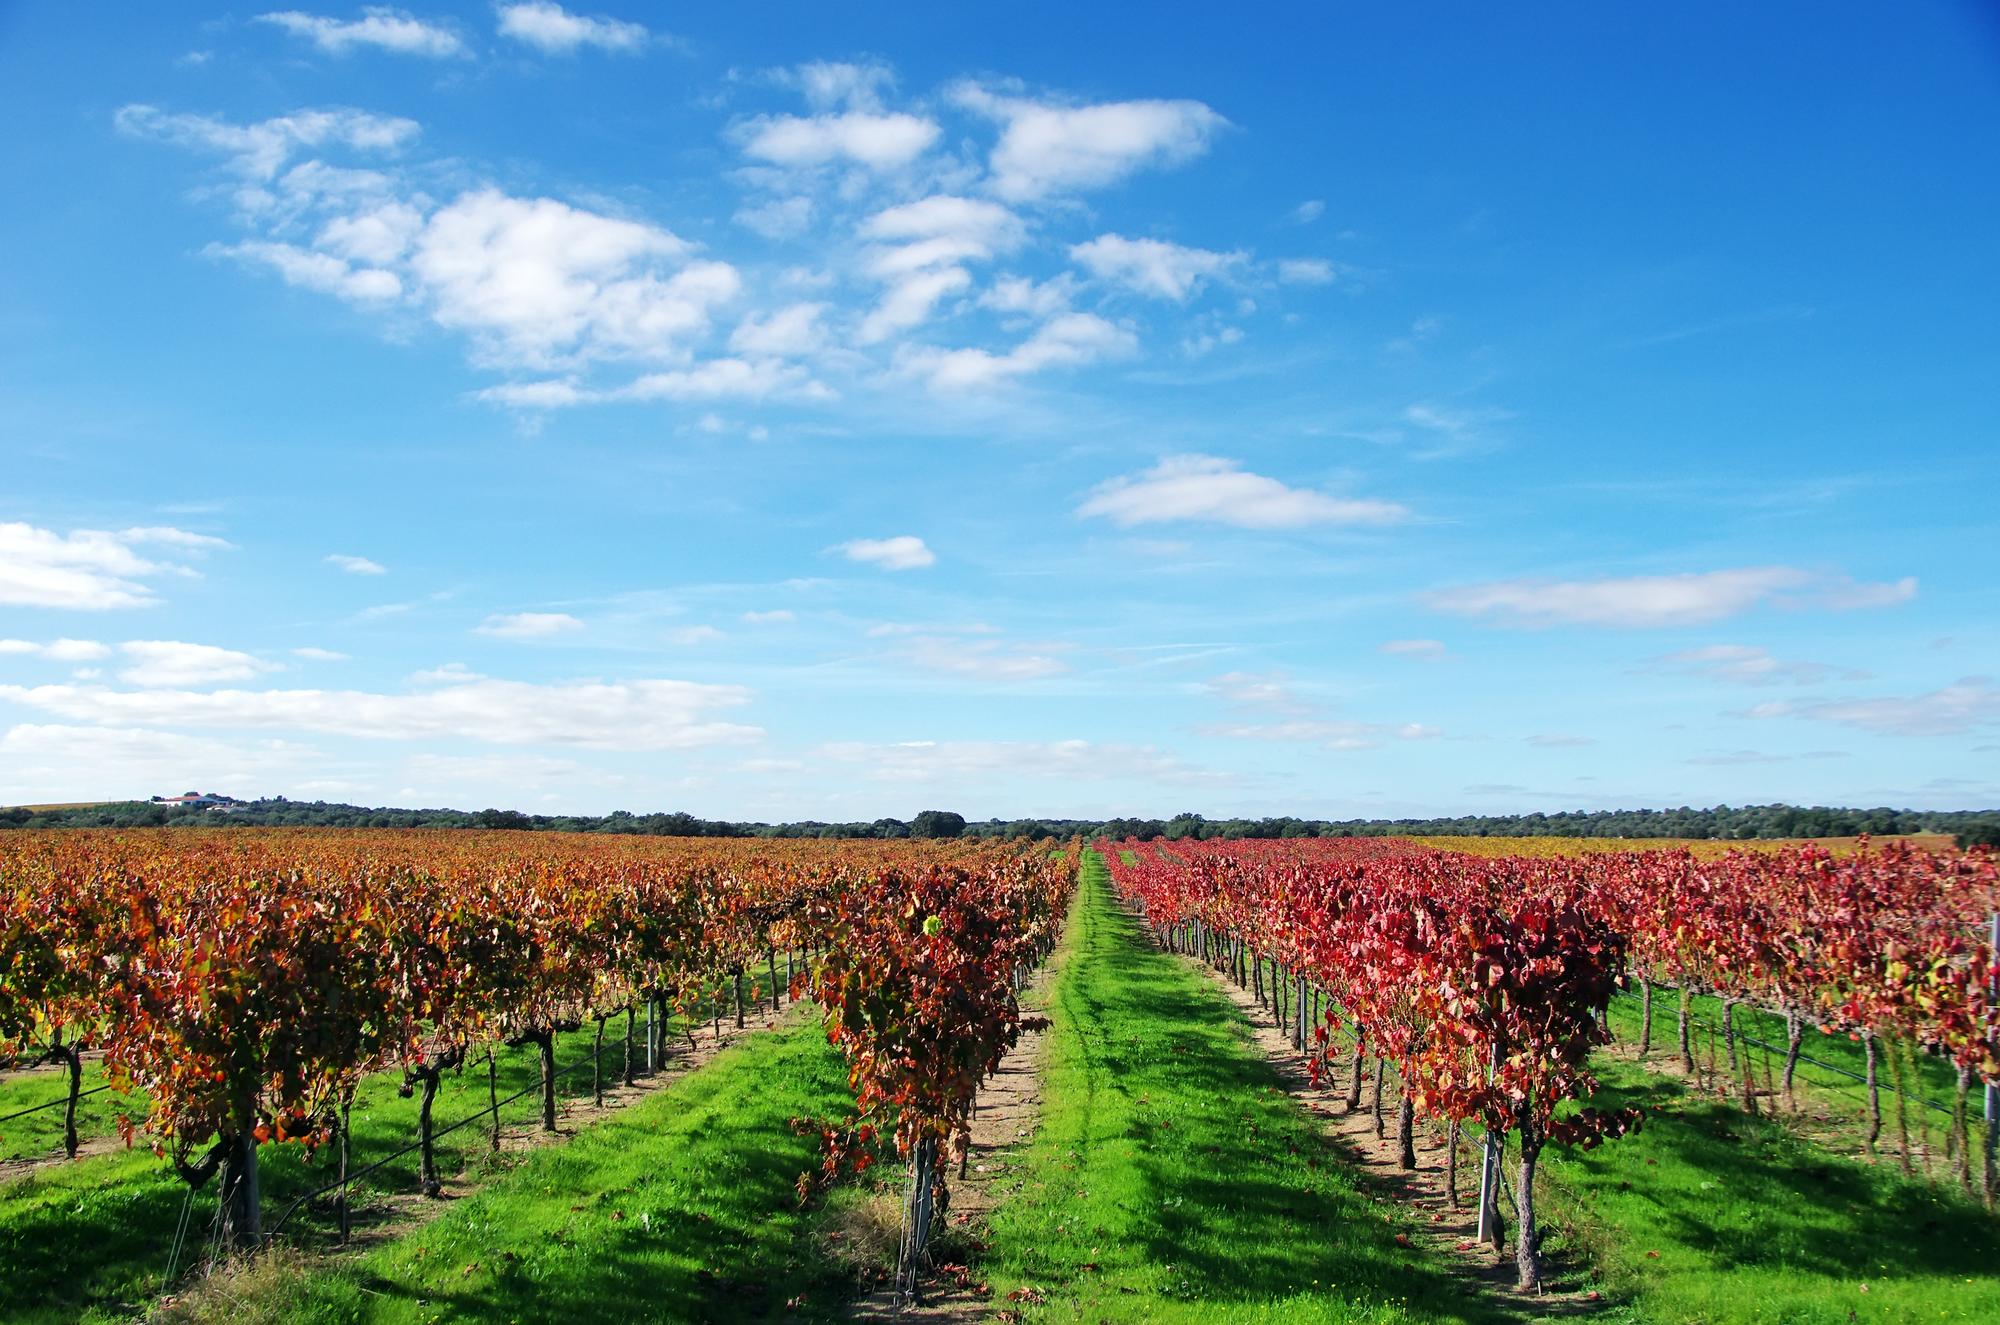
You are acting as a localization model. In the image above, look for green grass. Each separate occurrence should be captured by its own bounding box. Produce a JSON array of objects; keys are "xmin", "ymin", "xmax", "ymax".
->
[
  {"xmin": 979, "ymin": 853, "xmax": 1491, "ymax": 1324},
  {"xmin": 0, "ymin": 1061, "xmax": 137, "ymax": 1164},
  {"xmin": 1607, "ymin": 983, "xmax": 1982, "ymax": 1159},
  {"xmin": 201, "ymin": 1017, "xmax": 859, "ymax": 1325},
  {"xmin": 0, "ymin": 979, "xmax": 789, "ymax": 1324},
  {"xmin": 1536, "ymin": 1053, "xmax": 2000, "ymax": 1323}
]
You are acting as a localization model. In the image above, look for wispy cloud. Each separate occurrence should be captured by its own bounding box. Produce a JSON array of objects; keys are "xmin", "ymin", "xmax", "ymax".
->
[
  {"xmin": 0, "ymin": 522, "xmax": 231, "ymax": 610},
  {"xmin": 838, "ymin": 536, "xmax": 936, "ymax": 571},
  {"xmin": 1427, "ymin": 568, "xmax": 1915, "ymax": 629},
  {"xmin": 495, "ymin": 3, "xmax": 651, "ymax": 54},
  {"xmin": 1079, "ymin": 455, "xmax": 1407, "ymax": 530},
  {"xmin": 325, "ymin": 552, "xmax": 387, "ymax": 575},
  {"xmin": 475, "ymin": 611, "xmax": 584, "ymax": 638},
  {"xmin": 258, "ymin": 8, "xmax": 466, "ymax": 58}
]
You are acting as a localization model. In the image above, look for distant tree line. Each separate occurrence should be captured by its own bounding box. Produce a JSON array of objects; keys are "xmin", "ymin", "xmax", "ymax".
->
[{"xmin": 2, "ymin": 798, "xmax": 1996, "ymax": 848}]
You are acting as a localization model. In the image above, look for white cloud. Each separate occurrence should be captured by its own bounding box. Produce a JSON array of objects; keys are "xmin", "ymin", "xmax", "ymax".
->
[
  {"xmin": 742, "ymin": 609, "xmax": 795, "ymax": 624},
  {"xmin": 1078, "ymin": 455, "xmax": 1408, "ymax": 530},
  {"xmin": 859, "ymin": 266, "xmax": 973, "ymax": 343},
  {"xmin": 0, "ymin": 678, "xmax": 759, "ymax": 750},
  {"xmin": 815, "ymin": 736, "xmax": 1226, "ymax": 787},
  {"xmin": 733, "ymin": 195, "xmax": 815, "ymax": 239},
  {"xmin": 1203, "ymin": 670, "xmax": 1302, "ymax": 711},
  {"xmin": 1198, "ymin": 718, "xmax": 1431, "ymax": 752},
  {"xmin": 736, "ymin": 111, "xmax": 940, "ymax": 171},
  {"xmin": 1071, "ymin": 234, "xmax": 1243, "ymax": 301},
  {"xmin": 781, "ymin": 60, "xmax": 896, "ymax": 112},
  {"xmin": 414, "ymin": 189, "xmax": 735, "ymax": 369},
  {"xmin": 1276, "ymin": 258, "xmax": 1336, "ymax": 285},
  {"xmin": 410, "ymin": 662, "xmax": 485, "ymax": 684},
  {"xmin": 325, "ymin": 552, "xmax": 387, "ymax": 575},
  {"xmin": 1287, "ymin": 199, "xmax": 1325, "ymax": 224},
  {"xmin": 861, "ymin": 195, "xmax": 1025, "ymax": 253},
  {"xmin": 1656, "ymin": 643, "xmax": 1864, "ymax": 686},
  {"xmin": 839, "ymin": 536, "xmax": 935, "ymax": 571},
  {"xmin": 115, "ymin": 104, "xmax": 421, "ymax": 180},
  {"xmin": 953, "ymin": 85, "xmax": 1227, "ymax": 201},
  {"xmin": 0, "ymin": 724, "xmax": 323, "ymax": 804},
  {"xmin": 1745, "ymin": 679, "xmax": 2000, "ymax": 737},
  {"xmin": 981, "ymin": 273, "xmax": 1076, "ymax": 319},
  {"xmin": 905, "ymin": 312, "xmax": 1135, "ymax": 390},
  {"xmin": 495, "ymin": 2, "xmax": 650, "ymax": 54},
  {"xmin": 728, "ymin": 302, "xmax": 828, "ymax": 357},
  {"xmin": 671, "ymin": 625, "xmax": 724, "ymax": 645},
  {"xmin": 1426, "ymin": 568, "xmax": 1917, "ymax": 629},
  {"xmin": 1380, "ymin": 638, "xmax": 1447, "ymax": 660},
  {"xmin": 0, "ymin": 523, "xmax": 231, "ymax": 610},
  {"xmin": 475, "ymin": 611, "xmax": 583, "ymax": 638},
  {"xmin": 118, "ymin": 641, "xmax": 278, "ymax": 689},
  {"xmin": 258, "ymin": 8, "xmax": 466, "ymax": 57},
  {"xmin": 208, "ymin": 241, "xmax": 404, "ymax": 303},
  {"xmin": 292, "ymin": 646, "xmax": 349, "ymax": 661},
  {"xmin": 905, "ymin": 636, "xmax": 1067, "ymax": 682},
  {"xmin": 624, "ymin": 357, "xmax": 831, "ymax": 402},
  {"xmin": 0, "ymin": 638, "xmax": 113, "ymax": 662}
]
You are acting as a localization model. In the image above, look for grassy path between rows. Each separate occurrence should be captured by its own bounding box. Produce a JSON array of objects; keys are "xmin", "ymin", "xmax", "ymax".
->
[
  {"xmin": 1534, "ymin": 1043, "xmax": 2000, "ymax": 1323},
  {"xmin": 976, "ymin": 852, "xmax": 1492, "ymax": 1324},
  {"xmin": 0, "ymin": 980, "xmax": 788, "ymax": 1324},
  {"xmin": 163, "ymin": 1016, "xmax": 858, "ymax": 1325}
]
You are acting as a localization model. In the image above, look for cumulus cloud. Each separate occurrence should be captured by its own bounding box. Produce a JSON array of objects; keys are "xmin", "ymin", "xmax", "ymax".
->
[
  {"xmin": 735, "ymin": 111, "xmax": 940, "ymax": 171},
  {"xmin": 0, "ymin": 677, "xmax": 760, "ymax": 750},
  {"xmin": 325, "ymin": 552, "xmax": 387, "ymax": 574},
  {"xmin": 1426, "ymin": 568, "xmax": 1917, "ymax": 629},
  {"xmin": 292, "ymin": 646, "xmax": 349, "ymax": 661},
  {"xmin": 495, "ymin": 2, "xmax": 650, "ymax": 54},
  {"xmin": 859, "ymin": 266, "xmax": 973, "ymax": 344},
  {"xmin": 1071, "ymin": 234, "xmax": 1242, "ymax": 301},
  {"xmin": 257, "ymin": 8, "xmax": 466, "ymax": 58},
  {"xmin": 0, "ymin": 522, "xmax": 231, "ymax": 610},
  {"xmin": 118, "ymin": 641, "xmax": 278, "ymax": 689},
  {"xmin": 952, "ymin": 85, "xmax": 1227, "ymax": 201},
  {"xmin": 414, "ymin": 189, "xmax": 735, "ymax": 369},
  {"xmin": 1078, "ymin": 455, "xmax": 1408, "ymax": 530},
  {"xmin": 838, "ymin": 535, "xmax": 936, "ymax": 571},
  {"xmin": 475, "ymin": 611, "xmax": 583, "ymax": 638}
]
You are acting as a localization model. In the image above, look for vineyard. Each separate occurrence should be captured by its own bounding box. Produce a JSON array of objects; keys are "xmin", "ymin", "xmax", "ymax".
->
[{"xmin": 3, "ymin": 828, "xmax": 1998, "ymax": 1322}]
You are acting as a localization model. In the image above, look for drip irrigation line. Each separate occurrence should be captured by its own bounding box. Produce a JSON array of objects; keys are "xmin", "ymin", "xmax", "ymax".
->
[
  {"xmin": 1638, "ymin": 998, "xmax": 1964, "ymax": 1120},
  {"xmin": 0, "ymin": 1082, "xmax": 114, "ymax": 1127},
  {"xmin": 265, "ymin": 1028, "xmax": 698, "ymax": 1241}
]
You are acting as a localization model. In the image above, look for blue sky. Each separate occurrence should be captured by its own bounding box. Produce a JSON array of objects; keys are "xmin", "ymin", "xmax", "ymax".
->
[{"xmin": 1, "ymin": 2, "xmax": 1995, "ymax": 819}]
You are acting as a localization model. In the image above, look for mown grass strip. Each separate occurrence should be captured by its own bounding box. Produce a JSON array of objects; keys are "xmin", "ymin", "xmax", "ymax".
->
[
  {"xmin": 980, "ymin": 853, "xmax": 1491, "ymax": 1324},
  {"xmin": 161, "ymin": 1016, "xmax": 857, "ymax": 1325}
]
